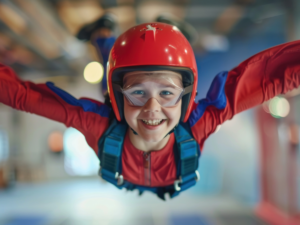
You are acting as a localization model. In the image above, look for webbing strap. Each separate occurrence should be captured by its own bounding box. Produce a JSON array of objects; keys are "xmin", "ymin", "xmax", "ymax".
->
[
  {"xmin": 179, "ymin": 139, "xmax": 198, "ymax": 175},
  {"xmin": 180, "ymin": 179, "xmax": 197, "ymax": 191},
  {"xmin": 100, "ymin": 121, "xmax": 127, "ymax": 183},
  {"xmin": 172, "ymin": 123, "xmax": 200, "ymax": 196},
  {"xmin": 181, "ymin": 171, "xmax": 197, "ymax": 183},
  {"xmin": 101, "ymin": 168, "xmax": 117, "ymax": 179},
  {"xmin": 101, "ymin": 168, "xmax": 121, "ymax": 188}
]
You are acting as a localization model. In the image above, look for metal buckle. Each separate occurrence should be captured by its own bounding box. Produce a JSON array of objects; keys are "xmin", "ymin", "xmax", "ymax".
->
[
  {"xmin": 117, "ymin": 174, "xmax": 124, "ymax": 186},
  {"xmin": 174, "ymin": 176, "xmax": 182, "ymax": 191},
  {"xmin": 195, "ymin": 170, "xmax": 200, "ymax": 181},
  {"xmin": 99, "ymin": 167, "xmax": 124, "ymax": 186},
  {"xmin": 115, "ymin": 172, "xmax": 124, "ymax": 185},
  {"xmin": 174, "ymin": 171, "xmax": 200, "ymax": 192}
]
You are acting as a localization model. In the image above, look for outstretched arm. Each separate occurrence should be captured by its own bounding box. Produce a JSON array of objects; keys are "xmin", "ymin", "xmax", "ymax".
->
[
  {"xmin": 0, "ymin": 64, "xmax": 110, "ymax": 152},
  {"xmin": 190, "ymin": 40, "xmax": 300, "ymax": 149}
]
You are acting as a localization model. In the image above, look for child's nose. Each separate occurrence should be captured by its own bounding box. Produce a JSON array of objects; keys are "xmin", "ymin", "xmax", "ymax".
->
[{"xmin": 143, "ymin": 98, "xmax": 161, "ymax": 112}]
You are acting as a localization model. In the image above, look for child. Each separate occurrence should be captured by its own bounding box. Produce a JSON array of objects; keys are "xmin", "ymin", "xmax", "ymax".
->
[{"xmin": 0, "ymin": 22, "xmax": 300, "ymax": 200}]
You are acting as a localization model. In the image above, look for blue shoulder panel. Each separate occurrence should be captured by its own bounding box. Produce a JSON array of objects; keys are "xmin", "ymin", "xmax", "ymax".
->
[
  {"xmin": 189, "ymin": 71, "xmax": 228, "ymax": 127},
  {"xmin": 46, "ymin": 82, "xmax": 111, "ymax": 118}
]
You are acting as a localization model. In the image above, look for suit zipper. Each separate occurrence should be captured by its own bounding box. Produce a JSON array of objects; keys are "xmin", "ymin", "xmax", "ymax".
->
[{"xmin": 143, "ymin": 152, "xmax": 151, "ymax": 186}]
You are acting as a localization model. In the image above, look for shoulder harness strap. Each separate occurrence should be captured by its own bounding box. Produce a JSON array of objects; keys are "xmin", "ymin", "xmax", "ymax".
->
[
  {"xmin": 98, "ymin": 119, "xmax": 128, "ymax": 188},
  {"xmin": 171, "ymin": 122, "xmax": 201, "ymax": 198}
]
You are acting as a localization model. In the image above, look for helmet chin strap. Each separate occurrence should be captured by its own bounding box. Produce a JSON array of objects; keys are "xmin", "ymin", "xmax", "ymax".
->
[{"xmin": 130, "ymin": 127, "xmax": 138, "ymax": 135}]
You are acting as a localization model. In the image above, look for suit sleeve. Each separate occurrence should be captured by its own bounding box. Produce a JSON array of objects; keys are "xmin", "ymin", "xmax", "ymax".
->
[
  {"xmin": 190, "ymin": 40, "xmax": 300, "ymax": 149},
  {"xmin": 0, "ymin": 64, "xmax": 110, "ymax": 153}
]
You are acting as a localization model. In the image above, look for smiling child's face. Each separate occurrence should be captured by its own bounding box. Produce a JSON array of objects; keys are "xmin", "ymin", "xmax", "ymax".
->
[{"xmin": 123, "ymin": 71, "xmax": 183, "ymax": 142}]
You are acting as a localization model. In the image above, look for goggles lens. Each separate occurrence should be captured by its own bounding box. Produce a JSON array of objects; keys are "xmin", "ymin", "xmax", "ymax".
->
[
  {"xmin": 122, "ymin": 81, "xmax": 184, "ymax": 107},
  {"xmin": 113, "ymin": 71, "xmax": 193, "ymax": 107}
]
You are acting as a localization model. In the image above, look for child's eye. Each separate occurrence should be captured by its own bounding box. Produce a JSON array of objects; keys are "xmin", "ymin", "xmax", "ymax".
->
[
  {"xmin": 160, "ymin": 91, "xmax": 173, "ymax": 95},
  {"xmin": 131, "ymin": 90, "xmax": 145, "ymax": 95}
]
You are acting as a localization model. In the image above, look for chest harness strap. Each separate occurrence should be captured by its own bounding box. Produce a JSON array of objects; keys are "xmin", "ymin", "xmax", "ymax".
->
[{"xmin": 98, "ymin": 119, "xmax": 200, "ymax": 200}]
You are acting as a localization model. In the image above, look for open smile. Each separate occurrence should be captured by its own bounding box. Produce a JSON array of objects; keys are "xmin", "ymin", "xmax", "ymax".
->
[
  {"xmin": 140, "ymin": 119, "xmax": 167, "ymax": 129},
  {"xmin": 141, "ymin": 119, "xmax": 166, "ymax": 125}
]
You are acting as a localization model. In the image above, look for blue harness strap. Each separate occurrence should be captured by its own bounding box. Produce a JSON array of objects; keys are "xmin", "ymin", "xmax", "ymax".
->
[
  {"xmin": 171, "ymin": 123, "xmax": 200, "ymax": 198},
  {"xmin": 98, "ymin": 120, "xmax": 200, "ymax": 200},
  {"xmin": 98, "ymin": 120, "xmax": 128, "ymax": 188}
]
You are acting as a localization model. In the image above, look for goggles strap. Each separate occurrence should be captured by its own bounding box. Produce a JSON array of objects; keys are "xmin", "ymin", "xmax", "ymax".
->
[
  {"xmin": 183, "ymin": 85, "xmax": 193, "ymax": 95},
  {"xmin": 113, "ymin": 83, "xmax": 122, "ymax": 92}
]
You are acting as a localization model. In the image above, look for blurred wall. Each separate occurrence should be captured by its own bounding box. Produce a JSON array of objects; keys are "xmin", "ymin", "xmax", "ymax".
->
[{"xmin": 191, "ymin": 13, "xmax": 286, "ymax": 204}]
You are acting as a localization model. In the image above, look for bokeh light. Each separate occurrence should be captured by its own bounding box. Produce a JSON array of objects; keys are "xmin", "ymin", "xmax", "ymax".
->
[
  {"xmin": 63, "ymin": 128, "xmax": 99, "ymax": 176},
  {"xmin": 83, "ymin": 61, "xmax": 104, "ymax": 84},
  {"xmin": 48, "ymin": 131, "xmax": 64, "ymax": 153},
  {"xmin": 268, "ymin": 96, "xmax": 290, "ymax": 118}
]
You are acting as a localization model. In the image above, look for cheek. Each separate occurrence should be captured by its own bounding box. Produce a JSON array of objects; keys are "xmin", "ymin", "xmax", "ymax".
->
[
  {"xmin": 163, "ymin": 101, "xmax": 182, "ymax": 123},
  {"xmin": 124, "ymin": 102, "xmax": 140, "ymax": 126}
]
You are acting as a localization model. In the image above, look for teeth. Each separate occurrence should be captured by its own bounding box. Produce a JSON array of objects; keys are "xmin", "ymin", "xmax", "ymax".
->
[{"xmin": 142, "ymin": 119, "xmax": 164, "ymax": 125}]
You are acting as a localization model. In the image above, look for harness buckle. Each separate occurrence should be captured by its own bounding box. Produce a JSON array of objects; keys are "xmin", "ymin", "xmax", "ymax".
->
[
  {"xmin": 115, "ymin": 172, "xmax": 124, "ymax": 185},
  {"xmin": 99, "ymin": 167, "xmax": 124, "ymax": 186},
  {"xmin": 174, "ymin": 177, "xmax": 182, "ymax": 191},
  {"xmin": 195, "ymin": 170, "xmax": 200, "ymax": 181},
  {"xmin": 117, "ymin": 174, "xmax": 124, "ymax": 186},
  {"xmin": 174, "ymin": 170, "xmax": 200, "ymax": 191}
]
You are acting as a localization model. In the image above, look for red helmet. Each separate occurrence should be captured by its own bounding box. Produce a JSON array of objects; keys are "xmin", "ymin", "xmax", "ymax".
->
[{"xmin": 107, "ymin": 22, "xmax": 198, "ymax": 123}]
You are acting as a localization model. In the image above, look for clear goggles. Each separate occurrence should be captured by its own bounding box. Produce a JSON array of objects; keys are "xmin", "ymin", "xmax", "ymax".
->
[{"xmin": 113, "ymin": 71, "xmax": 193, "ymax": 107}]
